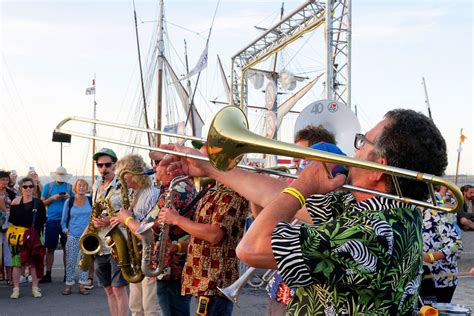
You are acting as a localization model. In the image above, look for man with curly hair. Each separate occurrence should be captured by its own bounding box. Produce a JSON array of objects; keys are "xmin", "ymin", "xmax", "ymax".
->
[{"xmin": 155, "ymin": 108, "xmax": 448, "ymax": 315}]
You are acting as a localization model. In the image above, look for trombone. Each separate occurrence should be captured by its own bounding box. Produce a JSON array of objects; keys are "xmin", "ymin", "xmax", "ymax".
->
[{"xmin": 55, "ymin": 108, "xmax": 463, "ymax": 213}]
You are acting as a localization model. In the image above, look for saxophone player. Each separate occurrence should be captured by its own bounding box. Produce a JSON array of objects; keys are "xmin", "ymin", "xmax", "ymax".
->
[
  {"xmin": 110, "ymin": 154, "xmax": 160, "ymax": 316},
  {"xmin": 115, "ymin": 152, "xmax": 197, "ymax": 316},
  {"xmin": 90, "ymin": 148, "xmax": 129, "ymax": 316}
]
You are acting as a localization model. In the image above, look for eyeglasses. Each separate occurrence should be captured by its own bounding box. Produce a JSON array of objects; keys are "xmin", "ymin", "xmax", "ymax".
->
[
  {"xmin": 354, "ymin": 133, "xmax": 375, "ymax": 150},
  {"xmin": 96, "ymin": 162, "xmax": 113, "ymax": 168},
  {"xmin": 22, "ymin": 185, "xmax": 35, "ymax": 189}
]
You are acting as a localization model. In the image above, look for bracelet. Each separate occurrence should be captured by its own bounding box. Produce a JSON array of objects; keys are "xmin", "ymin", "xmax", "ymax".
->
[
  {"xmin": 176, "ymin": 242, "xmax": 182, "ymax": 253},
  {"xmin": 282, "ymin": 187, "xmax": 305, "ymax": 208},
  {"xmin": 428, "ymin": 252, "xmax": 435, "ymax": 263},
  {"xmin": 124, "ymin": 216, "xmax": 134, "ymax": 227}
]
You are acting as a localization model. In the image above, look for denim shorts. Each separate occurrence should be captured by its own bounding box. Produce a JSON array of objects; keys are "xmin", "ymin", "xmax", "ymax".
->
[
  {"xmin": 94, "ymin": 254, "xmax": 128, "ymax": 288},
  {"xmin": 44, "ymin": 220, "xmax": 67, "ymax": 249}
]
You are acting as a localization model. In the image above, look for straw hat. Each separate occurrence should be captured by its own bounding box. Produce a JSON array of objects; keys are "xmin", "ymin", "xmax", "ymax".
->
[{"xmin": 50, "ymin": 166, "xmax": 72, "ymax": 182}]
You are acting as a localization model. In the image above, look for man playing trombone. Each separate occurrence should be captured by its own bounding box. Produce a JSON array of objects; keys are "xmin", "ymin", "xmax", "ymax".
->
[{"xmin": 156, "ymin": 109, "xmax": 448, "ymax": 315}]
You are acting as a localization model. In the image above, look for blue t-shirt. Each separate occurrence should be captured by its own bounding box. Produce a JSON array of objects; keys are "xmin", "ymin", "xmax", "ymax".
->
[
  {"xmin": 41, "ymin": 182, "xmax": 74, "ymax": 221},
  {"xmin": 61, "ymin": 198, "xmax": 92, "ymax": 237}
]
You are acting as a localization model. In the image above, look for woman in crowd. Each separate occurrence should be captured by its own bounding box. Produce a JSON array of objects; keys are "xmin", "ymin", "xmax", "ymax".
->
[
  {"xmin": 8, "ymin": 177, "xmax": 46, "ymax": 299},
  {"xmin": 27, "ymin": 168, "xmax": 43, "ymax": 199},
  {"xmin": 0, "ymin": 170, "xmax": 13, "ymax": 285},
  {"xmin": 61, "ymin": 179, "xmax": 92, "ymax": 295}
]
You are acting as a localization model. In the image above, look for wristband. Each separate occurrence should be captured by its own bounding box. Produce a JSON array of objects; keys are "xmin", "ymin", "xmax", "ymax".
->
[
  {"xmin": 124, "ymin": 216, "xmax": 134, "ymax": 227},
  {"xmin": 428, "ymin": 252, "xmax": 435, "ymax": 263},
  {"xmin": 282, "ymin": 187, "xmax": 305, "ymax": 208}
]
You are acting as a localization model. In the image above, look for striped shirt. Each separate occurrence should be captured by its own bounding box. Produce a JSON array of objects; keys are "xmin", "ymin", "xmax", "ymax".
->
[{"xmin": 131, "ymin": 185, "xmax": 160, "ymax": 223}]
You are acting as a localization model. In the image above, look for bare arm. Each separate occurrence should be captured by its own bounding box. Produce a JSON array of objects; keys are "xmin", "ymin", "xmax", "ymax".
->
[
  {"xmin": 158, "ymin": 207, "xmax": 224, "ymax": 244},
  {"xmin": 157, "ymin": 144, "xmax": 287, "ymax": 208},
  {"xmin": 237, "ymin": 161, "xmax": 346, "ymax": 268}
]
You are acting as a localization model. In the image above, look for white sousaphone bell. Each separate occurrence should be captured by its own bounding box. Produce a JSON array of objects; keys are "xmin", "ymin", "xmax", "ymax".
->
[{"xmin": 294, "ymin": 100, "xmax": 361, "ymax": 156}]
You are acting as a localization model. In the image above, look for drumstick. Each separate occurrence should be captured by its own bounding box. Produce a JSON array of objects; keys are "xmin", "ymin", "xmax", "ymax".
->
[{"xmin": 423, "ymin": 271, "xmax": 473, "ymax": 279}]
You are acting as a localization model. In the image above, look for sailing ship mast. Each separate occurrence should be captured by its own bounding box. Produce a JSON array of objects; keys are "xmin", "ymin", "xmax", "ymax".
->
[{"xmin": 156, "ymin": 0, "xmax": 165, "ymax": 147}]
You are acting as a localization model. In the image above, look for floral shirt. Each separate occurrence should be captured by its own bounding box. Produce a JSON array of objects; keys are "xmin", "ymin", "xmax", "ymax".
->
[
  {"xmin": 181, "ymin": 184, "xmax": 248, "ymax": 296},
  {"xmin": 422, "ymin": 206, "xmax": 461, "ymax": 288},
  {"xmin": 272, "ymin": 192, "xmax": 422, "ymax": 315},
  {"xmin": 144, "ymin": 178, "xmax": 196, "ymax": 281}
]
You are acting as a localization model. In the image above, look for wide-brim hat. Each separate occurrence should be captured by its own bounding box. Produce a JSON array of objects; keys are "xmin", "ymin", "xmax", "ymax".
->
[{"xmin": 50, "ymin": 166, "xmax": 72, "ymax": 182}]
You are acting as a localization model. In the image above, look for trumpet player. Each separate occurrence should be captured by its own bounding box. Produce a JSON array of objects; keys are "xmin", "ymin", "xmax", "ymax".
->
[
  {"xmin": 157, "ymin": 109, "xmax": 449, "ymax": 314},
  {"xmin": 90, "ymin": 148, "xmax": 129, "ymax": 316},
  {"xmin": 154, "ymin": 149, "xmax": 249, "ymax": 316},
  {"xmin": 111, "ymin": 154, "xmax": 160, "ymax": 316}
]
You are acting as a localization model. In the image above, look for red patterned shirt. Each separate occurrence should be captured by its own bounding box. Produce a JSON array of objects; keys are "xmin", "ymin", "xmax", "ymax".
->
[
  {"xmin": 145, "ymin": 178, "xmax": 196, "ymax": 281},
  {"xmin": 181, "ymin": 184, "xmax": 248, "ymax": 296}
]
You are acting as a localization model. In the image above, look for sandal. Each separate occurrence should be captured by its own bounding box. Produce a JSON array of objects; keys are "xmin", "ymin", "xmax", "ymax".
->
[
  {"xmin": 79, "ymin": 285, "xmax": 90, "ymax": 295},
  {"xmin": 62, "ymin": 286, "xmax": 72, "ymax": 295}
]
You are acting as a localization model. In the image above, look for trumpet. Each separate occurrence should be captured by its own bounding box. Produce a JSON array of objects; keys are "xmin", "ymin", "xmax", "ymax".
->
[
  {"xmin": 54, "ymin": 107, "xmax": 463, "ymax": 213},
  {"xmin": 217, "ymin": 267, "xmax": 275, "ymax": 304}
]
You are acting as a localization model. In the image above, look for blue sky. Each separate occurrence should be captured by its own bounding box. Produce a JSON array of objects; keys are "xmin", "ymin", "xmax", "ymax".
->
[{"xmin": 1, "ymin": 0, "xmax": 472, "ymax": 178}]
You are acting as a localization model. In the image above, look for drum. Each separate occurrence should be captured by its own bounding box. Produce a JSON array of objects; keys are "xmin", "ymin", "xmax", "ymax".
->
[{"xmin": 431, "ymin": 303, "xmax": 472, "ymax": 316}]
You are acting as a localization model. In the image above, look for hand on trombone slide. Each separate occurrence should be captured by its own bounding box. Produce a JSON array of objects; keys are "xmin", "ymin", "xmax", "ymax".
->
[{"xmin": 151, "ymin": 143, "xmax": 212, "ymax": 178}]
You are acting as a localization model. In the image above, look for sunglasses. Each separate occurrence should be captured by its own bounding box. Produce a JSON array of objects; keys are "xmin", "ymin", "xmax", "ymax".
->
[
  {"xmin": 22, "ymin": 185, "xmax": 35, "ymax": 189},
  {"xmin": 96, "ymin": 162, "xmax": 113, "ymax": 168}
]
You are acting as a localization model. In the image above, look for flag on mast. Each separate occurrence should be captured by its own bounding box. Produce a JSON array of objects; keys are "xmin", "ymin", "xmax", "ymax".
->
[
  {"xmin": 85, "ymin": 78, "xmax": 96, "ymax": 95},
  {"xmin": 457, "ymin": 129, "xmax": 467, "ymax": 152},
  {"xmin": 180, "ymin": 45, "xmax": 208, "ymax": 81}
]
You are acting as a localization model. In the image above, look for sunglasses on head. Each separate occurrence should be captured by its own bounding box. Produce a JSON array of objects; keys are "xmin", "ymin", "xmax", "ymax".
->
[
  {"xmin": 22, "ymin": 185, "xmax": 35, "ymax": 189},
  {"xmin": 96, "ymin": 162, "xmax": 113, "ymax": 168}
]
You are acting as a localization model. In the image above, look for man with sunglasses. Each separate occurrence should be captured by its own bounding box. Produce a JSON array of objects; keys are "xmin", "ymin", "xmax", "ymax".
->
[
  {"xmin": 90, "ymin": 148, "xmax": 129, "ymax": 316},
  {"xmin": 157, "ymin": 109, "xmax": 448, "ymax": 315},
  {"xmin": 40, "ymin": 166, "xmax": 74, "ymax": 283}
]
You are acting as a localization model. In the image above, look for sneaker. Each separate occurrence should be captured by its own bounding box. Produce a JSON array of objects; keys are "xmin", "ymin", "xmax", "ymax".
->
[
  {"xmin": 19, "ymin": 275, "xmax": 27, "ymax": 284},
  {"xmin": 10, "ymin": 287, "xmax": 20, "ymax": 299},
  {"xmin": 39, "ymin": 274, "xmax": 52, "ymax": 284},
  {"xmin": 27, "ymin": 275, "xmax": 32, "ymax": 283},
  {"xmin": 83, "ymin": 278, "xmax": 94, "ymax": 290},
  {"xmin": 32, "ymin": 287, "xmax": 42, "ymax": 298}
]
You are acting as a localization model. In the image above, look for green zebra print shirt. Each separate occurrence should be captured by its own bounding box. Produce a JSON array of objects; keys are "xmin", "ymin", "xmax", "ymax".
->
[{"xmin": 272, "ymin": 192, "xmax": 422, "ymax": 315}]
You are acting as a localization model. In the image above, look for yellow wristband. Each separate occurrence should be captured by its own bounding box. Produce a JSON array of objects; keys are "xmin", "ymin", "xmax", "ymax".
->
[
  {"xmin": 282, "ymin": 187, "xmax": 305, "ymax": 208},
  {"xmin": 124, "ymin": 216, "xmax": 134, "ymax": 227},
  {"xmin": 176, "ymin": 242, "xmax": 182, "ymax": 253},
  {"xmin": 428, "ymin": 252, "xmax": 435, "ymax": 263}
]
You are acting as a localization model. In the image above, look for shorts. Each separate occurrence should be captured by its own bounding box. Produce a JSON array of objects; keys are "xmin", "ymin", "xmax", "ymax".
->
[
  {"xmin": 44, "ymin": 220, "xmax": 67, "ymax": 249},
  {"xmin": 94, "ymin": 254, "xmax": 128, "ymax": 288}
]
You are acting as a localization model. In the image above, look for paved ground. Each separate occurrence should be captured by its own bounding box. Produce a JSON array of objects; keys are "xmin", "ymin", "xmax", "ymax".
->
[{"xmin": 1, "ymin": 232, "xmax": 473, "ymax": 315}]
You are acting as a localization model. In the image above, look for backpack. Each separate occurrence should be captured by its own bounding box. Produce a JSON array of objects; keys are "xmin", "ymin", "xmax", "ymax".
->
[{"xmin": 66, "ymin": 196, "xmax": 92, "ymax": 228}]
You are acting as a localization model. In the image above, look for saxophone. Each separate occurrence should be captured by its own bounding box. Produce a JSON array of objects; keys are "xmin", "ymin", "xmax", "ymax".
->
[
  {"xmin": 78, "ymin": 199, "xmax": 106, "ymax": 271},
  {"xmin": 138, "ymin": 175, "xmax": 189, "ymax": 277},
  {"xmin": 104, "ymin": 168, "xmax": 144, "ymax": 284}
]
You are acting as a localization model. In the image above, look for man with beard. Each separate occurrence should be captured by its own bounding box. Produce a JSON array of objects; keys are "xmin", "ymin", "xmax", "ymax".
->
[
  {"xmin": 156, "ymin": 109, "xmax": 448, "ymax": 315},
  {"xmin": 90, "ymin": 148, "xmax": 129, "ymax": 316}
]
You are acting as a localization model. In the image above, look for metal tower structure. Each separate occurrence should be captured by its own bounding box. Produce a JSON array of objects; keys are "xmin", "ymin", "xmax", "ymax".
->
[
  {"xmin": 325, "ymin": 0, "xmax": 352, "ymax": 108},
  {"xmin": 230, "ymin": 0, "xmax": 352, "ymax": 112}
]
